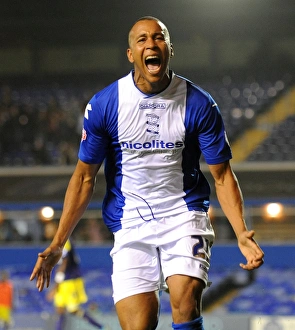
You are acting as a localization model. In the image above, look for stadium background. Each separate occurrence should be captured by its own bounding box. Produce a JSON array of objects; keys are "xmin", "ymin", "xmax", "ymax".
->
[{"xmin": 0, "ymin": 1, "xmax": 295, "ymax": 329}]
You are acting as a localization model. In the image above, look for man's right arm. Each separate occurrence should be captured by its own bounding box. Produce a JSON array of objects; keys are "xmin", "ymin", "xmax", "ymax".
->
[
  {"xmin": 52, "ymin": 160, "xmax": 101, "ymax": 248},
  {"xmin": 30, "ymin": 160, "xmax": 101, "ymax": 291}
]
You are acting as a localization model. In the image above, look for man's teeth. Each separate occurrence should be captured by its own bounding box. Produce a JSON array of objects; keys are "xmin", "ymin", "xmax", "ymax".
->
[{"xmin": 146, "ymin": 56, "xmax": 159, "ymax": 60}]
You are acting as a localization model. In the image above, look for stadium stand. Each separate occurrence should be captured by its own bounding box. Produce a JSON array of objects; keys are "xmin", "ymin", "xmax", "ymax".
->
[
  {"xmin": 247, "ymin": 114, "xmax": 295, "ymax": 161},
  {"xmin": 2, "ymin": 245, "xmax": 294, "ymax": 329},
  {"xmin": 225, "ymin": 265, "xmax": 295, "ymax": 316},
  {"xmin": 0, "ymin": 3, "xmax": 294, "ymax": 329},
  {"xmin": 203, "ymin": 75, "xmax": 289, "ymax": 141},
  {"xmin": 231, "ymin": 85, "xmax": 295, "ymax": 162},
  {"xmin": 0, "ymin": 74, "xmax": 293, "ymax": 166}
]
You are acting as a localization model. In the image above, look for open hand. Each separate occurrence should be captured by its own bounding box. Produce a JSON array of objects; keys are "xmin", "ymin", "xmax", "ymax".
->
[
  {"xmin": 29, "ymin": 246, "xmax": 62, "ymax": 291},
  {"xmin": 238, "ymin": 230, "xmax": 264, "ymax": 270}
]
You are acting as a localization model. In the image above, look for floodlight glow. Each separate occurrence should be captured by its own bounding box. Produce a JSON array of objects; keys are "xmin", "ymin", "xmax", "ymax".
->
[
  {"xmin": 265, "ymin": 203, "xmax": 283, "ymax": 219},
  {"xmin": 40, "ymin": 206, "xmax": 55, "ymax": 221}
]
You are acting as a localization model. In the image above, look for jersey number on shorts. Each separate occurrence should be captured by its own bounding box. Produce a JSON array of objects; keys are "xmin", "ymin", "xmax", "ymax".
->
[{"xmin": 191, "ymin": 235, "xmax": 210, "ymax": 262}]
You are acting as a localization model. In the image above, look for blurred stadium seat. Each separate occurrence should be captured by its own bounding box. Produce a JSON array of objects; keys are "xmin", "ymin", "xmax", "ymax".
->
[
  {"xmin": 0, "ymin": 74, "xmax": 293, "ymax": 166},
  {"xmin": 7, "ymin": 263, "xmax": 295, "ymax": 325},
  {"xmin": 225, "ymin": 266, "xmax": 295, "ymax": 315},
  {"xmin": 248, "ymin": 114, "xmax": 295, "ymax": 161}
]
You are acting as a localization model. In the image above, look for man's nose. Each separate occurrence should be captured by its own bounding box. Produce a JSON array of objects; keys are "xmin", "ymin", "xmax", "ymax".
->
[{"xmin": 146, "ymin": 37, "xmax": 157, "ymax": 49}]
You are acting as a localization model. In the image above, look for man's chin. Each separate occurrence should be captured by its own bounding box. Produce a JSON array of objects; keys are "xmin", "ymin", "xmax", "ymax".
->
[
  {"xmin": 146, "ymin": 69, "xmax": 167, "ymax": 82},
  {"xmin": 147, "ymin": 68, "xmax": 161, "ymax": 76}
]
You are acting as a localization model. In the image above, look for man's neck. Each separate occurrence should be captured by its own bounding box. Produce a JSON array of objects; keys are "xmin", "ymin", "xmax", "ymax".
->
[{"xmin": 132, "ymin": 70, "xmax": 172, "ymax": 95}]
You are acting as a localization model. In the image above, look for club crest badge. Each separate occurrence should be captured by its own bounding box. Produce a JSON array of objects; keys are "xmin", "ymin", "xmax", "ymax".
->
[{"xmin": 146, "ymin": 113, "xmax": 160, "ymax": 135}]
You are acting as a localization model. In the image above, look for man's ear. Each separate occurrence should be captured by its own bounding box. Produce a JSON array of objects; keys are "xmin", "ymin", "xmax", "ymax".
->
[
  {"xmin": 127, "ymin": 48, "xmax": 134, "ymax": 63},
  {"xmin": 170, "ymin": 43, "xmax": 174, "ymax": 58}
]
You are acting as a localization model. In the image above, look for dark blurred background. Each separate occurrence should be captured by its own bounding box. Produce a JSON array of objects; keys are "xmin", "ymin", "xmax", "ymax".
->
[
  {"xmin": 0, "ymin": 1, "xmax": 294, "ymax": 329},
  {"xmin": 0, "ymin": 0, "xmax": 295, "ymax": 166},
  {"xmin": 0, "ymin": 0, "xmax": 294, "ymax": 82}
]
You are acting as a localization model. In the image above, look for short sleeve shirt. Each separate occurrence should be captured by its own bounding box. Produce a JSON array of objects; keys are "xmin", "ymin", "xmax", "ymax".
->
[{"xmin": 79, "ymin": 71, "xmax": 232, "ymax": 232}]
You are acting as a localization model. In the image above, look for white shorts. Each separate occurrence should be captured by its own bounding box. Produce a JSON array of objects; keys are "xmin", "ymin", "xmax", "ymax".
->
[{"xmin": 110, "ymin": 210, "xmax": 215, "ymax": 304}]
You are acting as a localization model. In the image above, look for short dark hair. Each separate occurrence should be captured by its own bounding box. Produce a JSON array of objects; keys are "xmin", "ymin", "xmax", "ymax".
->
[{"xmin": 128, "ymin": 16, "xmax": 170, "ymax": 47}]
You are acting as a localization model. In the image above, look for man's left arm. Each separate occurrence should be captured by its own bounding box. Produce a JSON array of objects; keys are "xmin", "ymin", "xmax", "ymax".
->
[{"xmin": 208, "ymin": 160, "xmax": 264, "ymax": 270}]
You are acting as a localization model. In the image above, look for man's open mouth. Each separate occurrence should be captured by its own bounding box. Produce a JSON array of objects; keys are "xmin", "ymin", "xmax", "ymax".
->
[{"xmin": 145, "ymin": 56, "xmax": 161, "ymax": 71}]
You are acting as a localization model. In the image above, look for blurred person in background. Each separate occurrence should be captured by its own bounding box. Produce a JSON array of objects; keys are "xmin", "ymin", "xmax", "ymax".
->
[
  {"xmin": 0, "ymin": 216, "xmax": 23, "ymax": 243},
  {"xmin": 44, "ymin": 222, "xmax": 103, "ymax": 330},
  {"xmin": 47, "ymin": 238, "xmax": 104, "ymax": 330},
  {"xmin": 79, "ymin": 218, "xmax": 113, "ymax": 243},
  {"xmin": 30, "ymin": 16, "xmax": 264, "ymax": 330},
  {"xmin": 0, "ymin": 271, "xmax": 13, "ymax": 330}
]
